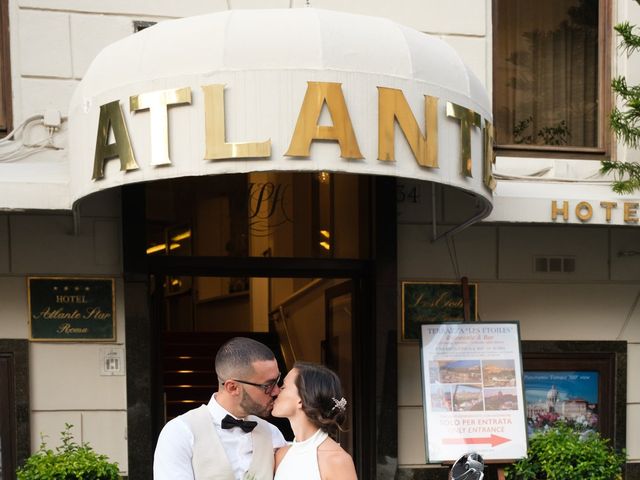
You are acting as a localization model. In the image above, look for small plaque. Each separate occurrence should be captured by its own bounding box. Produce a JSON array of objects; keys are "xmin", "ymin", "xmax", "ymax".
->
[
  {"xmin": 402, "ymin": 281, "xmax": 477, "ymax": 341},
  {"xmin": 28, "ymin": 277, "xmax": 116, "ymax": 342},
  {"xmin": 100, "ymin": 346, "xmax": 125, "ymax": 376}
]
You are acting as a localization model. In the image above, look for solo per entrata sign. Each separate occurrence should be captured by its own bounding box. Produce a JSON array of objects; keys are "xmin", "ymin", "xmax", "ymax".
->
[
  {"xmin": 28, "ymin": 277, "xmax": 116, "ymax": 341},
  {"xmin": 420, "ymin": 322, "xmax": 527, "ymax": 462}
]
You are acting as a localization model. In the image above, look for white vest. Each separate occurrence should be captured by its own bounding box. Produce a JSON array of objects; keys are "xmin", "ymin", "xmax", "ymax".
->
[{"xmin": 183, "ymin": 405, "xmax": 275, "ymax": 480}]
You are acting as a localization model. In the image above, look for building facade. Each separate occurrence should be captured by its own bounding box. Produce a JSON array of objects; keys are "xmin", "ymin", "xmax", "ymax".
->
[{"xmin": 0, "ymin": 1, "xmax": 638, "ymax": 479}]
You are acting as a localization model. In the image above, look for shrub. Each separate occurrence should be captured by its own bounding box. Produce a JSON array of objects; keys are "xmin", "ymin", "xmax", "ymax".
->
[
  {"xmin": 17, "ymin": 423, "xmax": 120, "ymax": 480},
  {"xmin": 505, "ymin": 423, "xmax": 625, "ymax": 480}
]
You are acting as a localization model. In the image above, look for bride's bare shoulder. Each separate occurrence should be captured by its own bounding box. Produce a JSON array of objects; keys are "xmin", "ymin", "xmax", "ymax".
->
[
  {"xmin": 318, "ymin": 438, "xmax": 357, "ymax": 480},
  {"xmin": 275, "ymin": 444, "xmax": 291, "ymax": 470}
]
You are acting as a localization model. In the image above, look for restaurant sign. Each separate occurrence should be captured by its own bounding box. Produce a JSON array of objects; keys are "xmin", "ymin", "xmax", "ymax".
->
[
  {"xmin": 28, "ymin": 277, "xmax": 116, "ymax": 341},
  {"xmin": 420, "ymin": 322, "xmax": 527, "ymax": 462}
]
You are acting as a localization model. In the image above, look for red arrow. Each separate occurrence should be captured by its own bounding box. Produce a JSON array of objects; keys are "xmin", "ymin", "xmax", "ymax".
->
[{"xmin": 442, "ymin": 434, "xmax": 510, "ymax": 447}]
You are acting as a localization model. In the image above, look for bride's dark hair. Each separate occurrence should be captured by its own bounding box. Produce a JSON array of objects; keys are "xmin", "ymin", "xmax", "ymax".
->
[{"xmin": 293, "ymin": 362, "xmax": 347, "ymax": 437}]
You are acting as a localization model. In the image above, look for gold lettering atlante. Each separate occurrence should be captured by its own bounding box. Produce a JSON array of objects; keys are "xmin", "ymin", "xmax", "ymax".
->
[{"xmin": 92, "ymin": 82, "xmax": 496, "ymax": 190}]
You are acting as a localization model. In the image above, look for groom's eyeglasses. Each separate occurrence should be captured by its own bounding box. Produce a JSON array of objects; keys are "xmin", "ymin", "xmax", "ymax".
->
[{"xmin": 230, "ymin": 373, "xmax": 281, "ymax": 394}]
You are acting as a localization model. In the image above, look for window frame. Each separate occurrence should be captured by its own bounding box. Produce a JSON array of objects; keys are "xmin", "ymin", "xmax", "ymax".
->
[
  {"xmin": 492, "ymin": 0, "xmax": 612, "ymax": 160},
  {"xmin": 0, "ymin": 0, "xmax": 12, "ymax": 135}
]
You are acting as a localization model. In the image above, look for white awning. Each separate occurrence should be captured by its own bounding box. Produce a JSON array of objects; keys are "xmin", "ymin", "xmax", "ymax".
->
[{"xmin": 4, "ymin": 8, "xmax": 495, "ymax": 222}]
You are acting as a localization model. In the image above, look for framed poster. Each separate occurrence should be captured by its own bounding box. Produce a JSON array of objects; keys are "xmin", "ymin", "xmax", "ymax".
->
[
  {"xmin": 521, "ymin": 342, "xmax": 626, "ymax": 448},
  {"xmin": 420, "ymin": 322, "xmax": 528, "ymax": 463},
  {"xmin": 523, "ymin": 370, "xmax": 599, "ymax": 436},
  {"xmin": 402, "ymin": 281, "xmax": 477, "ymax": 341},
  {"xmin": 28, "ymin": 277, "xmax": 116, "ymax": 342}
]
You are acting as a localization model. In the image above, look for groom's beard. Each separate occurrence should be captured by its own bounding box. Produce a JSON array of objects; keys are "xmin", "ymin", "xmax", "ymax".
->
[{"xmin": 240, "ymin": 389, "xmax": 272, "ymax": 417}]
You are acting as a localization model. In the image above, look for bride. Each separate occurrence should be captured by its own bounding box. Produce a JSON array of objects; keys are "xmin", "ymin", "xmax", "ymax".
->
[{"xmin": 271, "ymin": 362, "xmax": 357, "ymax": 480}]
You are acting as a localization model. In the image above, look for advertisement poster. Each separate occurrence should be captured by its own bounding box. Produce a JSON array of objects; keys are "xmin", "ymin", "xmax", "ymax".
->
[
  {"xmin": 420, "ymin": 322, "xmax": 527, "ymax": 462},
  {"xmin": 524, "ymin": 371, "xmax": 599, "ymax": 436}
]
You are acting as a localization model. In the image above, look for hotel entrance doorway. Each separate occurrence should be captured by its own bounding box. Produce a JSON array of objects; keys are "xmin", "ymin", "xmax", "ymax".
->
[{"xmin": 156, "ymin": 273, "xmax": 358, "ymax": 455}]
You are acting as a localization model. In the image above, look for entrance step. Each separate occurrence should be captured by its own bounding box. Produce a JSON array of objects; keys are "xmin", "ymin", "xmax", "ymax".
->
[{"xmin": 162, "ymin": 331, "xmax": 285, "ymax": 421}]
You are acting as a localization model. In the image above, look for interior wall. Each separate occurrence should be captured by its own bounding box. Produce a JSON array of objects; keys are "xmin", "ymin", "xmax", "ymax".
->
[
  {"xmin": 0, "ymin": 190, "xmax": 128, "ymax": 475},
  {"xmin": 396, "ymin": 220, "xmax": 640, "ymax": 466},
  {"xmin": 273, "ymin": 278, "xmax": 344, "ymax": 363}
]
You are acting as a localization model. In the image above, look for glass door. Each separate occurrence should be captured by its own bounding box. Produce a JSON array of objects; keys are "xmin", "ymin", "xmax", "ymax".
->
[{"xmin": 324, "ymin": 281, "xmax": 354, "ymax": 455}]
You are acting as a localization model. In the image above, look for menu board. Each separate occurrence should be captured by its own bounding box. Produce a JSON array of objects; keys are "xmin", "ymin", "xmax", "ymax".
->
[{"xmin": 420, "ymin": 322, "xmax": 527, "ymax": 462}]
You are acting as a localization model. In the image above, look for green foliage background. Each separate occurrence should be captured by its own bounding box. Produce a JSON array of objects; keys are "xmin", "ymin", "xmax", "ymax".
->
[
  {"xmin": 504, "ymin": 423, "xmax": 625, "ymax": 480},
  {"xmin": 603, "ymin": 0, "xmax": 640, "ymax": 194},
  {"xmin": 16, "ymin": 424, "xmax": 120, "ymax": 480}
]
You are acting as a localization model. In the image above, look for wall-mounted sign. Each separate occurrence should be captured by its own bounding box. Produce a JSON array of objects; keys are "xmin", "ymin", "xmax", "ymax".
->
[
  {"xmin": 420, "ymin": 322, "xmax": 527, "ymax": 463},
  {"xmin": 402, "ymin": 281, "xmax": 477, "ymax": 341},
  {"xmin": 551, "ymin": 200, "xmax": 639, "ymax": 224},
  {"xmin": 28, "ymin": 277, "xmax": 116, "ymax": 342}
]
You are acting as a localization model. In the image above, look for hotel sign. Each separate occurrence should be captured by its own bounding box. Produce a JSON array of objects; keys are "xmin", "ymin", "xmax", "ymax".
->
[
  {"xmin": 88, "ymin": 82, "xmax": 496, "ymax": 192},
  {"xmin": 551, "ymin": 200, "xmax": 639, "ymax": 224},
  {"xmin": 28, "ymin": 277, "xmax": 116, "ymax": 342},
  {"xmin": 69, "ymin": 8, "xmax": 494, "ymax": 222}
]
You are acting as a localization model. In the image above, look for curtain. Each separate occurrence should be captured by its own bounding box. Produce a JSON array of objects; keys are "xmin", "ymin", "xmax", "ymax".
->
[{"xmin": 494, "ymin": 0, "xmax": 599, "ymax": 148}]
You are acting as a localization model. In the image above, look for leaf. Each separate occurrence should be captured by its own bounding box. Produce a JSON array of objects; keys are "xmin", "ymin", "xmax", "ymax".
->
[{"xmin": 16, "ymin": 424, "xmax": 120, "ymax": 480}]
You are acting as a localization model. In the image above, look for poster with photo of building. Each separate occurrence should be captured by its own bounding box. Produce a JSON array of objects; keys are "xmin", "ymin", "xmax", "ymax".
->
[
  {"xmin": 524, "ymin": 371, "xmax": 599, "ymax": 436},
  {"xmin": 420, "ymin": 322, "xmax": 528, "ymax": 463}
]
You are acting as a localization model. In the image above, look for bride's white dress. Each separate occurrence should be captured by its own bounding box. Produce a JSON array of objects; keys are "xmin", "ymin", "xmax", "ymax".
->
[{"xmin": 274, "ymin": 429, "xmax": 328, "ymax": 480}]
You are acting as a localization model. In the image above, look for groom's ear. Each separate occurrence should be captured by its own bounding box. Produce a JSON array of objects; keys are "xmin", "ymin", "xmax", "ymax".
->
[{"xmin": 221, "ymin": 380, "xmax": 241, "ymax": 396}]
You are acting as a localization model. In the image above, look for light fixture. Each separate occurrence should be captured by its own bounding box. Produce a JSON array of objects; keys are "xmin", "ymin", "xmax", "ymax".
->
[
  {"xmin": 319, "ymin": 241, "xmax": 331, "ymax": 250},
  {"xmin": 320, "ymin": 230, "xmax": 331, "ymax": 238},
  {"xmin": 169, "ymin": 242, "xmax": 181, "ymax": 250},
  {"xmin": 317, "ymin": 171, "xmax": 330, "ymax": 184},
  {"xmin": 146, "ymin": 243, "xmax": 166, "ymax": 254},
  {"xmin": 171, "ymin": 230, "xmax": 191, "ymax": 242}
]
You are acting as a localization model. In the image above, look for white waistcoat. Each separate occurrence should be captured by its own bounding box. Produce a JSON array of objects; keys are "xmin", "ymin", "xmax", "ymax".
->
[{"xmin": 183, "ymin": 405, "xmax": 275, "ymax": 480}]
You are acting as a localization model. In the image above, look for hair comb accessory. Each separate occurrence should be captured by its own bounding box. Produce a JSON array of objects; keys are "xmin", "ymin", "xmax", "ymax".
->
[{"xmin": 331, "ymin": 397, "xmax": 347, "ymax": 412}]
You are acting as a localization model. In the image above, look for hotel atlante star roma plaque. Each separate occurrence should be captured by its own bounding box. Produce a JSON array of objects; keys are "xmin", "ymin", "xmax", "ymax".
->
[{"xmin": 28, "ymin": 277, "xmax": 116, "ymax": 341}]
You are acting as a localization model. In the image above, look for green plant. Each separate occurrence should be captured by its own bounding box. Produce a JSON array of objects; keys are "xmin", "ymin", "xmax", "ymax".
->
[
  {"xmin": 602, "ymin": 0, "xmax": 640, "ymax": 194},
  {"xmin": 505, "ymin": 423, "xmax": 625, "ymax": 480},
  {"xmin": 17, "ymin": 423, "xmax": 120, "ymax": 480}
]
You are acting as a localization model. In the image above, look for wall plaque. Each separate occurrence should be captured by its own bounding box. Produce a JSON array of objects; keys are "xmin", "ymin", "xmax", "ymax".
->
[
  {"xmin": 402, "ymin": 281, "xmax": 477, "ymax": 341},
  {"xmin": 28, "ymin": 277, "xmax": 116, "ymax": 341}
]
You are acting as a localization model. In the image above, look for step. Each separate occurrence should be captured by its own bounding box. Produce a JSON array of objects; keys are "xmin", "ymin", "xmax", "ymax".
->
[
  {"xmin": 164, "ymin": 356, "xmax": 215, "ymax": 371},
  {"xmin": 164, "ymin": 385, "xmax": 214, "ymax": 402},
  {"xmin": 164, "ymin": 371, "xmax": 217, "ymax": 386}
]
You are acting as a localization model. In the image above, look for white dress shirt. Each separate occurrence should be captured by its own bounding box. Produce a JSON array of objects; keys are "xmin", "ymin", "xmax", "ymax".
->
[{"xmin": 153, "ymin": 394, "xmax": 287, "ymax": 480}]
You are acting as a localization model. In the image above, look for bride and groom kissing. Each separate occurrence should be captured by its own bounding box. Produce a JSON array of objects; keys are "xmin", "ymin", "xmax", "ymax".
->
[{"xmin": 153, "ymin": 337, "xmax": 357, "ymax": 480}]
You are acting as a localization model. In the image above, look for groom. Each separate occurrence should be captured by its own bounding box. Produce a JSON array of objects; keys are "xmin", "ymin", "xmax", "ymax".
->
[{"xmin": 153, "ymin": 337, "xmax": 287, "ymax": 480}]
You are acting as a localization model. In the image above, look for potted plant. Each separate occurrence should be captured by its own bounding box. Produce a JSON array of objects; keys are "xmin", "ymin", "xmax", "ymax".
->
[
  {"xmin": 17, "ymin": 423, "xmax": 120, "ymax": 479},
  {"xmin": 505, "ymin": 423, "xmax": 625, "ymax": 480}
]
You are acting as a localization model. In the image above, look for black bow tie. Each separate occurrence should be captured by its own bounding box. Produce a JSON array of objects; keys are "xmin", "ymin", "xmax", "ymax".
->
[{"xmin": 221, "ymin": 414, "xmax": 257, "ymax": 433}]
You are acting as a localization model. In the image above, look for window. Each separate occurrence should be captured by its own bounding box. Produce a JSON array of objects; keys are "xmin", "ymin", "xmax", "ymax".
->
[
  {"xmin": 0, "ymin": 0, "xmax": 12, "ymax": 135},
  {"xmin": 493, "ymin": 0, "xmax": 611, "ymax": 157}
]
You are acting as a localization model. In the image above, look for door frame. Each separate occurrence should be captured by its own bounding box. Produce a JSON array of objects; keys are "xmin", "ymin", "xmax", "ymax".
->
[
  {"xmin": 0, "ymin": 339, "xmax": 30, "ymax": 479},
  {"xmin": 147, "ymin": 259, "xmax": 374, "ymax": 477},
  {"xmin": 122, "ymin": 176, "xmax": 393, "ymax": 479}
]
